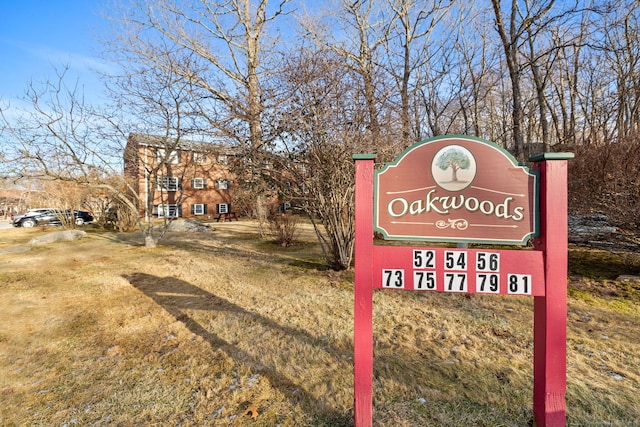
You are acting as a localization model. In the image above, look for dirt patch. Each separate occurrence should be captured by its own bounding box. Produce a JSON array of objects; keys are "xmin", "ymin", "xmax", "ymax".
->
[{"xmin": 0, "ymin": 246, "xmax": 31, "ymax": 254}]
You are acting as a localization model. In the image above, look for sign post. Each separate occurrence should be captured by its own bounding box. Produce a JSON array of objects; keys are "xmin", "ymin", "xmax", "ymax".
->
[
  {"xmin": 531, "ymin": 154, "xmax": 573, "ymax": 426},
  {"xmin": 352, "ymin": 136, "xmax": 573, "ymax": 427},
  {"xmin": 353, "ymin": 154, "xmax": 376, "ymax": 427}
]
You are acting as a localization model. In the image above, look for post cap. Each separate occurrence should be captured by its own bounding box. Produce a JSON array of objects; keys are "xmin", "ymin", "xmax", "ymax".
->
[
  {"xmin": 352, "ymin": 154, "xmax": 377, "ymax": 160},
  {"xmin": 529, "ymin": 152, "xmax": 575, "ymax": 162}
]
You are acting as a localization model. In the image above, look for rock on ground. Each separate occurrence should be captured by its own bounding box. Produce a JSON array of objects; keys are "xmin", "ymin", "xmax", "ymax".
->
[
  {"xmin": 28, "ymin": 230, "xmax": 87, "ymax": 246},
  {"xmin": 568, "ymin": 213, "xmax": 640, "ymax": 251},
  {"xmin": 568, "ymin": 214, "xmax": 617, "ymax": 243},
  {"xmin": 616, "ymin": 275, "xmax": 640, "ymax": 283},
  {"xmin": 165, "ymin": 219, "xmax": 212, "ymax": 232}
]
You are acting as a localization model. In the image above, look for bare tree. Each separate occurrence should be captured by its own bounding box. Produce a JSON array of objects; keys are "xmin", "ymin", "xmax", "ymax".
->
[
  {"xmin": 271, "ymin": 47, "xmax": 372, "ymax": 270},
  {"xmin": 490, "ymin": 0, "xmax": 558, "ymax": 160},
  {"xmin": 0, "ymin": 64, "xmax": 202, "ymax": 246},
  {"xmin": 383, "ymin": 0, "xmax": 449, "ymax": 147},
  {"xmin": 448, "ymin": 4, "xmax": 495, "ymax": 138},
  {"xmin": 111, "ymin": 51, "xmax": 208, "ymax": 246},
  {"xmin": 547, "ymin": 24, "xmax": 582, "ymax": 146},
  {"xmin": 596, "ymin": 1, "xmax": 640, "ymax": 141},
  {"xmin": 104, "ymin": 0, "xmax": 291, "ymax": 166},
  {"xmin": 302, "ymin": 0, "xmax": 393, "ymax": 153},
  {"xmin": 0, "ymin": 67, "xmax": 143, "ymax": 232}
]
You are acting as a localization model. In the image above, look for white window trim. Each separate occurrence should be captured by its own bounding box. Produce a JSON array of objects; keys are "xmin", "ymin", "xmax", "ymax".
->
[
  {"xmin": 215, "ymin": 179, "xmax": 230, "ymax": 190},
  {"xmin": 155, "ymin": 148, "xmax": 180, "ymax": 164},
  {"xmin": 217, "ymin": 203, "xmax": 230, "ymax": 214},
  {"xmin": 192, "ymin": 178, "xmax": 205, "ymax": 189},
  {"xmin": 192, "ymin": 204, "xmax": 206, "ymax": 215},
  {"xmin": 157, "ymin": 176, "xmax": 180, "ymax": 191},
  {"xmin": 156, "ymin": 204, "xmax": 180, "ymax": 218},
  {"xmin": 192, "ymin": 152, "xmax": 207, "ymax": 163}
]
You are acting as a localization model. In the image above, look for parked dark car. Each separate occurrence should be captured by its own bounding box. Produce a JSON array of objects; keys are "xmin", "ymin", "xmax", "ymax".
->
[
  {"xmin": 11, "ymin": 208, "xmax": 53, "ymax": 223},
  {"xmin": 66, "ymin": 210, "xmax": 94, "ymax": 225},
  {"xmin": 12, "ymin": 209, "xmax": 94, "ymax": 227},
  {"xmin": 12, "ymin": 209, "xmax": 61, "ymax": 227}
]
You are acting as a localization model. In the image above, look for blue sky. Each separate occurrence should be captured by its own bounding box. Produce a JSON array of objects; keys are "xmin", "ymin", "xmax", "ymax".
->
[
  {"xmin": 0, "ymin": 1, "xmax": 107, "ymax": 106},
  {"xmin": 0, "ymin": 1, "xmax": 319, "ymax": 114}
]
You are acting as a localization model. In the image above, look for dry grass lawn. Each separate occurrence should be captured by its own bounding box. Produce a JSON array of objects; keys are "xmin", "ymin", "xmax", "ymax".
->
[{"xmin": 0, "ymin": 220, "xmax": 638, "ymax": 426}]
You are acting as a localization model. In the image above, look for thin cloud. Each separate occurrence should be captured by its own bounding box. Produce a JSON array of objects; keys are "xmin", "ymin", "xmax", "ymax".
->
[
  {"xmin": 1, "ymin": 37, "xmax": 115, "ymax": 75},
  {"xmin": 28, "ymin": 45, "xmax": 115, "ymax": 75}
]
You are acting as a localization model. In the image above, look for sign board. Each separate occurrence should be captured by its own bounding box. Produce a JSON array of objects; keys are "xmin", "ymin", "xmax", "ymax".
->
[
  {"xmin": 374, "ymin": 246, "xmax": 544, "ymax": 296},
  {"xmin": 353, "ymin": 139, "xmax": 574, "ymax": 427},
  {"xmin": 374, "ymin": 135, "xmax": 538, "ymax": 244}
]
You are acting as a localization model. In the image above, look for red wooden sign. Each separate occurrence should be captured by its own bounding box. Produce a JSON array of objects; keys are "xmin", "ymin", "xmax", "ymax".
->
[
  {"xmin": 375, "ymin": 135, "xmax": 538, "ymax": 244},
  {"xmin": 353, "ymin": 136, "xmax": 573, "ymax": 427}
]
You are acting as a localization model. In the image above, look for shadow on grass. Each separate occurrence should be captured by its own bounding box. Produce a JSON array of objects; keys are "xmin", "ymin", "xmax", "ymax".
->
[
  {"xmin": 163, "ymin": 234, "xmax": 331, "ymax": 272},
  {"xmin": 123, "ymin": 272, "xmax": 353, "ymax": 426}
]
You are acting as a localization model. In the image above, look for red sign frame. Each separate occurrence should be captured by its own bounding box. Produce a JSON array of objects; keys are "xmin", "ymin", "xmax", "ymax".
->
[{"xmin": 353, "ymin": 140, "xmax": 574, "ymax": 427}]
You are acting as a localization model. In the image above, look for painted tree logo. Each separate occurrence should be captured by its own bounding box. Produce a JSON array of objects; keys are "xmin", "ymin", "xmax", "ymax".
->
[
  {"xmin": 431, "ymin": 145, "xmax": 476, "ymax": 191},
  {"xmin": 436, "ymin": 147, "xmax": 471, "ymax": 182}
]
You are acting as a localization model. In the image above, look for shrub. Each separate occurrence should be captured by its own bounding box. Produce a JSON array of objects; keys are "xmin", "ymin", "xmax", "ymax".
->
[
  {"xmin": 267, "ymin": 211, "xmax": 300, "ymax": 247},
  {"xmin": 568, "ymin": 140, "xmax": 640, "ymax": 230}
]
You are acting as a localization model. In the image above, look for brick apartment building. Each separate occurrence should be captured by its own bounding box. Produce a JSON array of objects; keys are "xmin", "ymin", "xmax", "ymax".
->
[{"xmin": 124, "ymin": 133, "xmax": 239, "ymax": 220}]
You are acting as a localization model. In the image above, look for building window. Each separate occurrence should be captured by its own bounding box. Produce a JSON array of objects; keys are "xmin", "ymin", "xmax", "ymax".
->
[
  {"xmin": 217, "ymin": 154, "xmax": 228, "ymax": 165},
  {"xmin": 191, "ymin": 178, "xmax": 206, "ymax": 189},
  {"xmin": 155, "ymin": 148, "xmax": 180, "ymax": 164},
  {"xmin": 301, "ymin": 182, "xmax": 309, "ymax": 194},
  {"xmin": 157, "ymin": 176, "xmax": 180, "ymax": 191},
  {"xmin": 280, "ymin": 202, "xmax": 292, "ymax": 212},
  {"xmin": 191, "ymin": 152, "xmax": 207, "ymax": 163},
  {"xmin": 191, "ymin": 204, "xmax": 207, "ymax": 215},
  {"xmin": 217, "ymin": 203, "xmax": 230, "ymax": 214},
  {"xmin": 215, "ymin": 179, "xmax": 231, "ymax": 190},
  {"xmin": 155, "ymin": 204, "xmax": 181, "ymax": 218}
]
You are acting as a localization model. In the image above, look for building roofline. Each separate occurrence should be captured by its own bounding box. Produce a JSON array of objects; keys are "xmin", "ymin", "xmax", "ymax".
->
[{"xmin": 128, "ymin": 133, "xmax": 239, "ymax": 155}]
